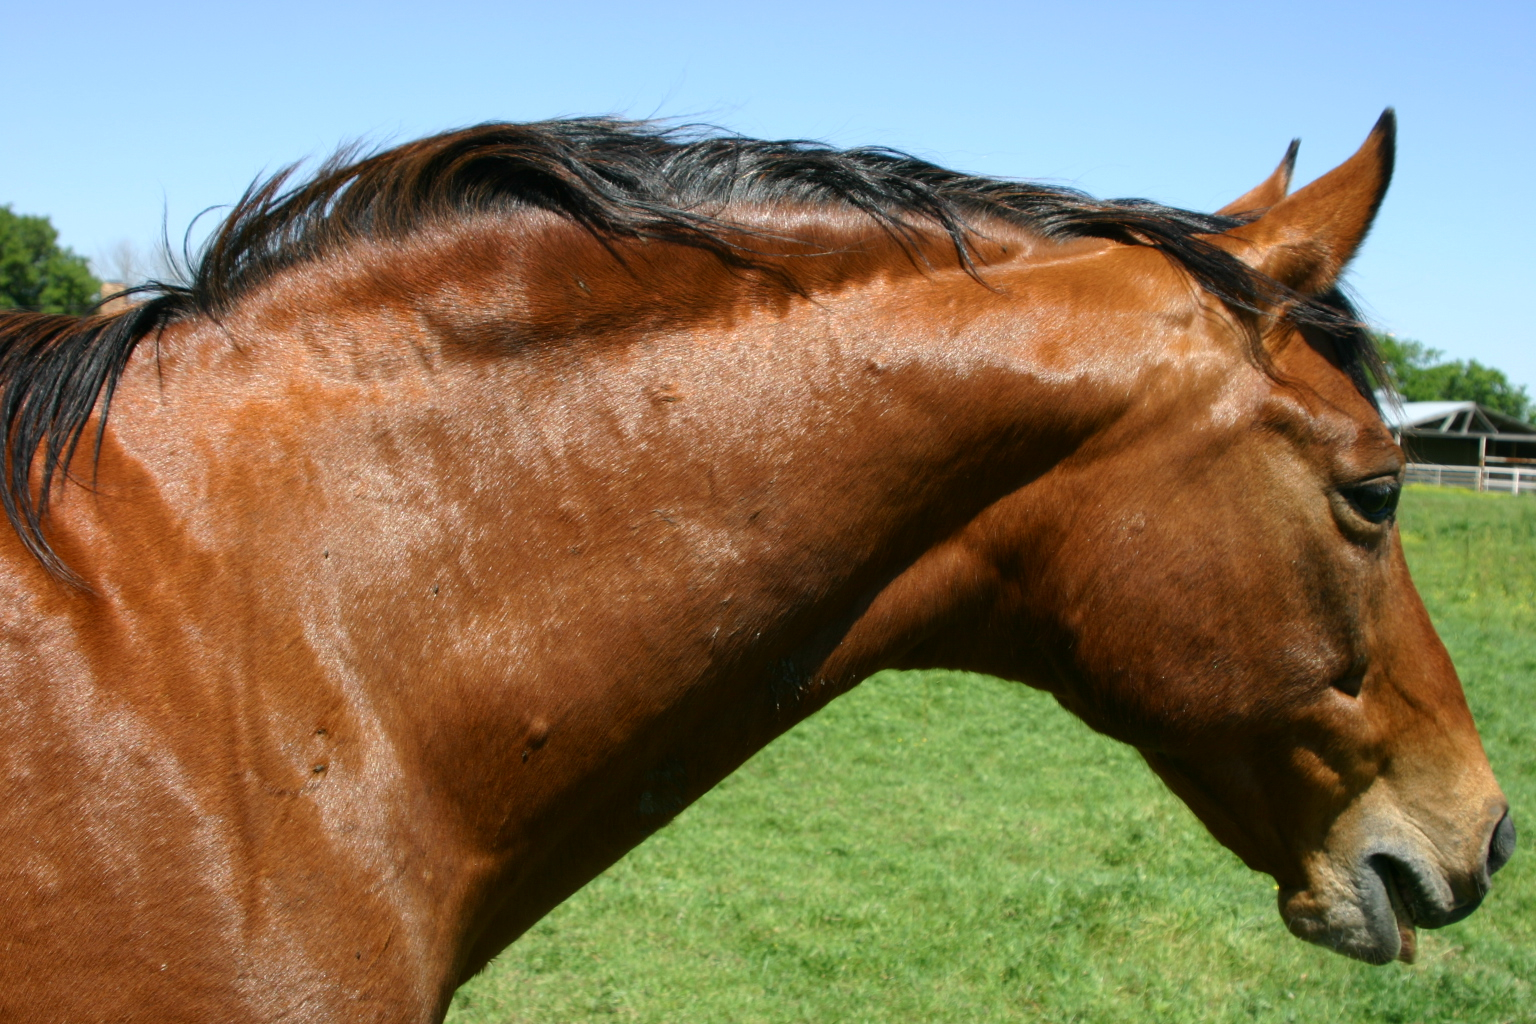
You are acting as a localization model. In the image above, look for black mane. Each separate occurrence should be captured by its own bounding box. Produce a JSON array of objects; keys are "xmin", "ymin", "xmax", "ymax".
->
[{"xmin": 0, "ymin": 118, "xmax": 1382, "ymax": 581}]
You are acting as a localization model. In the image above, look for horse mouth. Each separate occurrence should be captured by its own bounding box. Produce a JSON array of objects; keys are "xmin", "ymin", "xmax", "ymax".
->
[
  {"xmin": 1376, "ymin": 859, "xmax": 1418, "ymax": 964},
  {"xmin": 1286, "ymin": 809, "xmax": 1507, "ymax": 965},
  {"xmin": 1283, "ymin": 855, "xmax": 1434, "ymax": 964},
  {"xmin": 1369, "ymin": 851, "xmax": 1492, "ymax": 964}
]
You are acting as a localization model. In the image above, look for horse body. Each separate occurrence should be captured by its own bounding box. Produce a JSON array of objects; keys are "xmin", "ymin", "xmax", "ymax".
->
[{"xmin": 0, "ymin": 115, "xmax": 1512, "ymax": 1021}]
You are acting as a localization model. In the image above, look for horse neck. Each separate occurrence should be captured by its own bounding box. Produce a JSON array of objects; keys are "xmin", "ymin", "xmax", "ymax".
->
[
  {"xmin": 11, "ymin": 227, "xmax": 1225, "ymax": 997},
  {"xmin": 65, "ymin": 234, "xmax": 1181, "ymax": 958}
]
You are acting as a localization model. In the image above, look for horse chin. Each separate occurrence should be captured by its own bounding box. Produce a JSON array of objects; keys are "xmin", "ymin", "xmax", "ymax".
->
[{"xmin": 1277, "ymin": 859, "xmax": 1418, "ymax": 965}]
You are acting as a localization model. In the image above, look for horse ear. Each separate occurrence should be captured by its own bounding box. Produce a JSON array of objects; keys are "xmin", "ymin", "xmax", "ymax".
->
[
  {"xmin": 1214, "ymin": 110, "xmax": 1395, "ymax": 296},
  {"xmin": 1217, "ymin": 139, "xmax": 1300, "ymax": 216}
]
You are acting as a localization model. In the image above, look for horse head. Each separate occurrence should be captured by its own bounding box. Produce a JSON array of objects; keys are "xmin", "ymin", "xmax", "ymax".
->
[{"xmin": 896, "ymin": 113, "xmax": 1510, "ymax": 964}]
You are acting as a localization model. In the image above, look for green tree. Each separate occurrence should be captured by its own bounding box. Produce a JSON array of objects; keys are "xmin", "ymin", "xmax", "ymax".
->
[
  {"xmin": 1375, "ymin": 333, "xmax": 1530, "ymax": 423},
  {"xmin": 0, "ymin": 205, "xmax": 101, "ymax": 314}
]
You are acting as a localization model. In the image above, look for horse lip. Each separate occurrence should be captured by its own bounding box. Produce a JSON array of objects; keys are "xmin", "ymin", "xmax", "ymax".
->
[
  {"xmin": 1280, "ymin": 875, "xmax": 1401, "ymax": 966},
  {"xmin": 1435, "ymin": 896, "xmax": 1484, "ymax": 927},
  {"xmin": 1370, "ymin": 852, "xmax": 1485, "ymax": 930}
]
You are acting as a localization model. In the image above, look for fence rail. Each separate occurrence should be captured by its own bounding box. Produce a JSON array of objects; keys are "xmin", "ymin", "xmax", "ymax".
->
[{"xmin": 1405, "ymin": 463, "xmax": 1536, "ymax": 495}]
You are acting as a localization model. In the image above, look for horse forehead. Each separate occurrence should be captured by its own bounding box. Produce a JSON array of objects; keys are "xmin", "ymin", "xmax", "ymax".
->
[{"xmin": 1255, "ymin": 337, "xmax": 1395, "ymax": 455}]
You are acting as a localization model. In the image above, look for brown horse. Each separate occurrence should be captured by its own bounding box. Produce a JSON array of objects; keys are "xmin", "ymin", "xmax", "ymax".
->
[{"xmin": 0, "ymin": 111, "xmax": 1513, "ymax": 1022}]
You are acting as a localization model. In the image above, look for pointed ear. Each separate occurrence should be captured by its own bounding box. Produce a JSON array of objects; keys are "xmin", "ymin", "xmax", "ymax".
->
[
  {"xmin": 1217, "ymin": 139, "xmax": 1300, "ymax": 216},
  {"xmin": 1213, "ymin": 110, "xmax": 1395, "ymax": 296}
]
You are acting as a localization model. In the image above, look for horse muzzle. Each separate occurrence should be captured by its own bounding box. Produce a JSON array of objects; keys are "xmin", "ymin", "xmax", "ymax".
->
[{"xmin": 1279, "ymin": 808, "xmax": 1514, "ymax": 964}]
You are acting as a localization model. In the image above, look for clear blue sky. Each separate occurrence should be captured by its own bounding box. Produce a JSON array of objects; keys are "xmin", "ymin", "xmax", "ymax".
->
[{"xmin": 5, "ymin": 1, "xmax": 1531, "ymax": 388}]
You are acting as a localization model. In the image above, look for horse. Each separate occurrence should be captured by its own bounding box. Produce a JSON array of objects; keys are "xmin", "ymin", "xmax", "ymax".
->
[{"xmin": 0, "ymin": 111, "xmax": 1513, "ymax": 1022}]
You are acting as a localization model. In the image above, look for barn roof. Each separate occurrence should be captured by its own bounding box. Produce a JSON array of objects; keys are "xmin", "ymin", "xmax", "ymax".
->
[{"xmin": 1380, "ymin": 399, "xmax": 1536, "ymax": 436}]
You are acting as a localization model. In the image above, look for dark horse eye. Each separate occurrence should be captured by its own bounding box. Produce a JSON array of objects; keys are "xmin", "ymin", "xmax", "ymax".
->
[{"xmin": 1340, "ymin": 480, "xmax": 1401, "ymax": 524}]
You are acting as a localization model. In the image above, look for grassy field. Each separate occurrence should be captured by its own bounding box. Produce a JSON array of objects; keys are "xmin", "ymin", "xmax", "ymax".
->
[{"xmin": 447, "ymin": 486, "xmax": 1536, "ymax": 1024}]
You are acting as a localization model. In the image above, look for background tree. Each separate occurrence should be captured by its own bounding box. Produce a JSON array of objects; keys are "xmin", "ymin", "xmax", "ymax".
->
[
  {"xmin": 0, "ymin": 205, "xmax": 101, "ymax": 314},
  {"xmin": 1376, "ymin": 333, "xmax": 1531, "ymax": 423}
]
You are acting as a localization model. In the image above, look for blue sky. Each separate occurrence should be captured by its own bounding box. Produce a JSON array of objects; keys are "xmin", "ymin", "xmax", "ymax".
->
[{"xmin": 5, "ymin": 1, "xmax": 1531, "ymax": 387}]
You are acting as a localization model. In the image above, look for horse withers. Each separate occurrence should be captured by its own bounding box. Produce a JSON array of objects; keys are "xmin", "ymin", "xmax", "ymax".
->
[{"xmin": 0, "ymin": 111, "xmax": 1512, "ymax": 1021}]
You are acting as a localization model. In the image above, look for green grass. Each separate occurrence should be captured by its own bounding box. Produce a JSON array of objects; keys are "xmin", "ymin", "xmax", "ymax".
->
[{"xmin": 448, "ymin": 486, "xmax": 1536, "ymax": 1024}]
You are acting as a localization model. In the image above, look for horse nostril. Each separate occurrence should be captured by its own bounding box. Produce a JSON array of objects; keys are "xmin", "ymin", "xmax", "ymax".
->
[{"xmin": 1488, "ymin": 812, "xmax": 1517, "ymax": 876}]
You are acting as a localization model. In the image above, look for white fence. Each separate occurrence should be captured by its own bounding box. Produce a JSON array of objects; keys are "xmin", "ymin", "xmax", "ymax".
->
[{"xmin": 1405, "ymin": 463, "xmax": 1536, "ymax": 495}]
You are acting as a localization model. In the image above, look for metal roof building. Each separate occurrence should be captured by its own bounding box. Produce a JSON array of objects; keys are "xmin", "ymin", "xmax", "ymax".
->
[{"xmin": 1380, "ymin": 399, "xmax": 1536, "ymax": 494}]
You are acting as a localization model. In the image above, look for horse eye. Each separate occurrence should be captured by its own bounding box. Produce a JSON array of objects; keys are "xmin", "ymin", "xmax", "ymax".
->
[{"xmin": 1340, "ymin": 480, "xmax": 1401, "ymax": 524}]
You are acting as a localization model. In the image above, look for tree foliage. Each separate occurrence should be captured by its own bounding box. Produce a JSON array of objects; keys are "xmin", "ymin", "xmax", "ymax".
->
[
  {"xmin": 0, "ymin": 205, "xmax": 101, "ymax": 315},
  {"xmin": 1376, "ymin": 334, "xmax": 1530, "ymax": 423}
]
